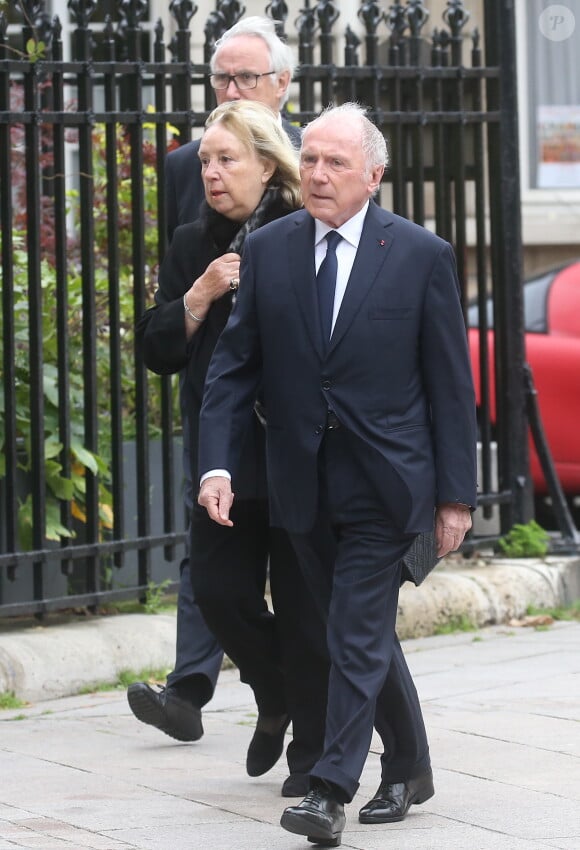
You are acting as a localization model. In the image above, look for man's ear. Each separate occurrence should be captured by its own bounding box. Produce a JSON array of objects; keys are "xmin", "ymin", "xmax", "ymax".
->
[
  {"xmin": 368, "ymin": 165, "xmax": 385, "ymax": 195},
  {"xmin": 275, "ymin": 70, "xmax": 291, "ymax": 103}
]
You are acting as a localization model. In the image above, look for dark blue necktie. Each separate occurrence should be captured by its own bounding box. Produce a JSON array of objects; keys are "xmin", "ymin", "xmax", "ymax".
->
[{"xmin": 317, "ymin": 230, "xmax": 342, "ymax": 347}]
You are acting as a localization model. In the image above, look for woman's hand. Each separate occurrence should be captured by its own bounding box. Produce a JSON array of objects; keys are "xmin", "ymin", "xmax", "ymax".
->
[
  {"xmin": 183, "ymin": 252, "xmax": 241, "ymax": 338},
  {"xmin": 184, "ymin": 252, "xmax": 241, "ymax": 330}
]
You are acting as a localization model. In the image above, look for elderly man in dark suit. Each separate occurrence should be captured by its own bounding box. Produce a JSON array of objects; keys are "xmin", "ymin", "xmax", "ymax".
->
[
  {"xmin": 127, "ymin": 17, "xmax": 322, "ymax": 799},
  {"xmin": 198, "ymin": 103, "xmax": 478, "ymax": 846}
]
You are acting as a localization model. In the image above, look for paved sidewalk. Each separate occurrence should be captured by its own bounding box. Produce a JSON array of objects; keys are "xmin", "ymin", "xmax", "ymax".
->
[
  {"xmin": 1, "ymin": 622, "xmax": 579, "ymax": 850},
  {"xmin": 2, "ymin": 557, "xmax": 579, "ymax": 704}
]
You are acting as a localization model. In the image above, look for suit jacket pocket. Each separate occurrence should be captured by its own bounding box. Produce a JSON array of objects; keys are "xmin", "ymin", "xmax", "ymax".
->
[{"xmin": 368, "ymin": 307, "xmax": 412, "ymax": 320}]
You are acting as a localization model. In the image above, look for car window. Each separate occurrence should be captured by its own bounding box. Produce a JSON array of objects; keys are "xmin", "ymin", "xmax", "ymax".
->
[
  {"xmin": 467, "ymin": 270, "xmax": 556, "ymax": 334},
  {"xmin": 523, "ymin": 272, "xmax": 554, "ymax": 333}
]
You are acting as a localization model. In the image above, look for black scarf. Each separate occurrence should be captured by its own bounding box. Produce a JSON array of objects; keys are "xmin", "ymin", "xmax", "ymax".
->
[
  {"xmin": 227, "ymin": 186, "xmax": 281, "ymax": 254},
  {"xmin": 200, "ymin": 187, "xmax": 291, "ymax": 259}
]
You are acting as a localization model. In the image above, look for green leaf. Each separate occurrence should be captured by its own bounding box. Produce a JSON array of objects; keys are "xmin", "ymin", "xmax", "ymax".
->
[
  {"xmin": 43, "ymin": 368, "xmax": 60, "ymax": 408},
  {"xmin": 45, "ymin": 501, "xmax": 75, "ymax": 541},
  {"xmin": 44, "ymin": 434, "xmax": 63, "ymax": 459},
  {"xmin": 71, "ymin": 442, "xmax": 99, "ymax": 475},
  {"xmin": 46, "ymin": 469, "xmax": 75, "ymax": 501}
]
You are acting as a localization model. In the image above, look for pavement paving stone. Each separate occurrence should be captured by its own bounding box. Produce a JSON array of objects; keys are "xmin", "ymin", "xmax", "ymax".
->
[
  {"xmin": 426, "ymin": 707, "xmax": 579, "ymax": 756},
  {"xmin": 541, "ymin": 838, "xmax": 580, "ymax": 850}
]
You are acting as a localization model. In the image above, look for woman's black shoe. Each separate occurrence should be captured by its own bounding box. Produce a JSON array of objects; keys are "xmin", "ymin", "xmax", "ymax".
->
[{"xmin": 246, "ymin": 714, "xmax": 290, "ymax": 776}]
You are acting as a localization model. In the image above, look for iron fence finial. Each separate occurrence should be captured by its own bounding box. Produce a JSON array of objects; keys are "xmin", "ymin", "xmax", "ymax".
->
[
  {"xmin": 344, "ymin": 23, "xmax": 360, "ymax": 65},
  {"xmin": 357, "ymin": 1, "xmax": 385, "ymax": 37},
  {"xmin": 266, "ymin": 1, "xmax": 289, "ymax": 40},
  {"xmin": 315, "ymin": 0, "xmax": 340, "ymax": 36},
  {"xmin": 103, "ymin": 14, "xmax": 114, "ymax": 40},
  {"xmin": 386, "ymin": 2, "xmax": 407, "ymax": 45},
  {"xmin": 215, "ymin": 0, "xmax": 245, "ymax": 31},
  {"xmin": 295, "ymin": 1, "xmax": 317, "ymax": 41},
  {"xmin": 67, "ymin": 0, "xmax": 97, "ymax": 27},
  {"xmin": 406, "ymin": 0, "xmax": 429, "ymax": 37},
  {"xmin": 442, "ymin": 0, "xmax": 470, "ymax": 38},
  {"xmin": 345, "ymin": 23, "xmax": 360, "ymax": 49},
  {"xmin": 19, "ymin": 0, "xmax": 47, "ymax": 21},
  {"xmin": 169, "ymin": 0, "xmax": 198, "ymax": 31},
  {"xmin": 204, "ymin": 10, "xmax": 227, "ymax": 45},
  {"xmin": 118, "ymin": 0, "xmax": 149, "ymax": 29}
]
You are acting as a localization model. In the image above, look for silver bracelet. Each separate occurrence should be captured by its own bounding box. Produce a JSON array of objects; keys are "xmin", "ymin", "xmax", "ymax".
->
[{"xmin": 183, "ymin": 293, "xmax": 204, "ymax": 323}]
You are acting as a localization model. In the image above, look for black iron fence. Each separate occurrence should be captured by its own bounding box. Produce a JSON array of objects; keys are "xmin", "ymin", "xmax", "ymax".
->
[{"xmin": 0, "ymin": 0, "xmax": 555, "ymax": 617}]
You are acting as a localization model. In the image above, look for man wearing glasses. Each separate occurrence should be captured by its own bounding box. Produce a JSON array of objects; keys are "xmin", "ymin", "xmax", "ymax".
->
[
  {"xmin": 165, "ymin": 16, "xmax": 301, "ymax": 240},
  {"xmin": 128, "ymin": 17, "xmax": 325, "ymax": 801}
]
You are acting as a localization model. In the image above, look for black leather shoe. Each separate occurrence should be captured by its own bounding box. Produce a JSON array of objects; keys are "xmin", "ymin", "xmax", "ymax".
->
[
  {"xmin": 358, "ymin": 769, "xmax": 434, "ymax": 824},
  {"xmin": 281, "ymin": 786, "xmax": 345, "ymax": 847},
  {"xmin": 281, "ymin": 772, "xmax": 310, "ymax": 797},
  {"xmin": 127, "ymin": 683, "xmax": 203, "ymax": 742},
  {"xmin": 246, "ymin": 714, "xmax": 290, "ymax": 777}
]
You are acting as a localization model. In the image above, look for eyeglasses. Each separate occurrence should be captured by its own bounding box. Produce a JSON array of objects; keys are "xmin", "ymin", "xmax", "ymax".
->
[{"xmin": 209, "ymin": 71, "xmax": 276, "ymax": 91}]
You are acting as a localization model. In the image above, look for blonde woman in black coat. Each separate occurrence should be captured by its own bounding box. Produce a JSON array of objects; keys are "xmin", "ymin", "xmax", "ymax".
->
[{"xmin": 137, "ymin": 101, "xmax": 327, "ymax": 797}]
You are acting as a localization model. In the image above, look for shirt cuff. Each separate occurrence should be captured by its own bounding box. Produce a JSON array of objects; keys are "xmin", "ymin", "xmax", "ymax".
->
[{"xmin": 200, "ymin": 469, "xmax": 231, "ymax": 486}]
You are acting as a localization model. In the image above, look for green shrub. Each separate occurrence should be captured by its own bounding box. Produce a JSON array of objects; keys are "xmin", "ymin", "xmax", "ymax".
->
[
  {"xmin": 0, "ymin": 110, "xmax": 179, "ymax": 547},
  {"xmin": 498, "ymin": 520, "xmax": 549, "ymax": 558}
]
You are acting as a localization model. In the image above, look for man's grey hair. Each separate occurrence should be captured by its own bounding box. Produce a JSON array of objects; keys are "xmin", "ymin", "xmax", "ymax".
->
[
  {"xmin": 211, "ymin": 16, "xmax": 296, "ymax": 106},
  {"xmin": 305, "ymin": 102, "xmax": 389, "ymax": 176}
]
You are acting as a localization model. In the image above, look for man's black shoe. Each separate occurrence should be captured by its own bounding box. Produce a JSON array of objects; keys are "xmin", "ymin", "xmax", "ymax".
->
[
  {"xmin": 281, "ymin": 772, "xmax": 310, "ymax": 797},
  {"xmin": 280, "ymin": 785, "xmax": 345, "ymax": 847},
  {"xmin": 246, "ymin": 714, "xmax": 290, "ymax": 777},
  {"xmin": 127, "ymin": 683, "xmax": 203, "ymax": 742},
  {"xmin": 358, "ymin": 768, "xmax": 434, "ymax": 824}
]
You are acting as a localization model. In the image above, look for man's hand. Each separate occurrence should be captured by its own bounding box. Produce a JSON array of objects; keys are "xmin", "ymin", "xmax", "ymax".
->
[
  {"xmin": 198, "ymin": 476, "xmax": 234, "ymax": 526},
  {"xmin": 435, "ymin": 503, "xmax": 472, "ymax": 558}
]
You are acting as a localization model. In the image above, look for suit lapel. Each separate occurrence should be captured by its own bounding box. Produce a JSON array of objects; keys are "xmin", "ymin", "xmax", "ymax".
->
[
  {"xmin": 328, "ymin": 204, "xmax": 395, "ymax": 355},
  {"xmin": 287, "ymin": 213, "xmax": 325, "ymax": 359}
]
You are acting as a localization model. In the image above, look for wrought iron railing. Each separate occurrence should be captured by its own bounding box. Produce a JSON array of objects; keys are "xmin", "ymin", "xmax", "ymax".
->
[{"xmin": 0, "ymin": 0, "xmax": 541, "ymax": 616}]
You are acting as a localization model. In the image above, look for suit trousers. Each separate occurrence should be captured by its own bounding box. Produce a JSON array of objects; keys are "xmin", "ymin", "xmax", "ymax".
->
[
  {"xmin": 166, "ymin": 399, "xmax": 223, "ymax": 705},
  {"xmin": 190, "ymin": 500, "xmax": 328, "ymax": 776},
  {"xmin": 165, "ymin": 556, "xmax": 224, "ymax": 706},
  {"xmin": 290, "ymin": 427, "xmax": 431, "ymax": 802}
]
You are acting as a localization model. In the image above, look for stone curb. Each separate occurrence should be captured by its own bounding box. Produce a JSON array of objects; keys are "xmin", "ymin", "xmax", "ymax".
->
[
  {"xmin": 0, "ymin": 613, "xmax": 177, "ymax": 703},
  {"xmin": 1, "ymin": 558, "xmax": 578, "ymax": 703},
  {"xmin": 396, "ymin": 557, "xmax": 579, "ymax": 639}
]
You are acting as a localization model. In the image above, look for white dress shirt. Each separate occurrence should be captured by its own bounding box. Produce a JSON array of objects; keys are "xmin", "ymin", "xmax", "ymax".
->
[{"xmin": 314, "ymin": 200, "xmax": 369, "ymax": 335}]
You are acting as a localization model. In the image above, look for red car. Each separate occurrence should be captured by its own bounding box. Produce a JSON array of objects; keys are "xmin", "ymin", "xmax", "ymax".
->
[{"xmin": 468, "ymin": 260, "xmax": 580, "ymax": 497}]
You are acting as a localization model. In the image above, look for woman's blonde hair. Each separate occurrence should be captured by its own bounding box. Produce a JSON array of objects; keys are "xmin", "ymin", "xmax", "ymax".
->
[{"xmin": 204, "ymin": 101, "xmax": 301, "ymax": 209}]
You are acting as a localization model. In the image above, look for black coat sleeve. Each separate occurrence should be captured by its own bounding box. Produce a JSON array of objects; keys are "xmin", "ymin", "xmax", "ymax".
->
[{"xmin": 136, "ymin": 223, "xmax": 201, "ymax": 375}]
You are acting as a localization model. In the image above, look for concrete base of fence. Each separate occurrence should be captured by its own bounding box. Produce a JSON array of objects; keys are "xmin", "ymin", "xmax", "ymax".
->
[{"xmin": 0, "ymin": 557, "xmax": 578, "ymax": 703}]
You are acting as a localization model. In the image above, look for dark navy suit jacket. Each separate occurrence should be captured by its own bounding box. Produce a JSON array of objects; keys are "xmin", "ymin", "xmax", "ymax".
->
[{"xmin": 199, "ymin": 202, "xmax": 478, "ymax": 538}]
